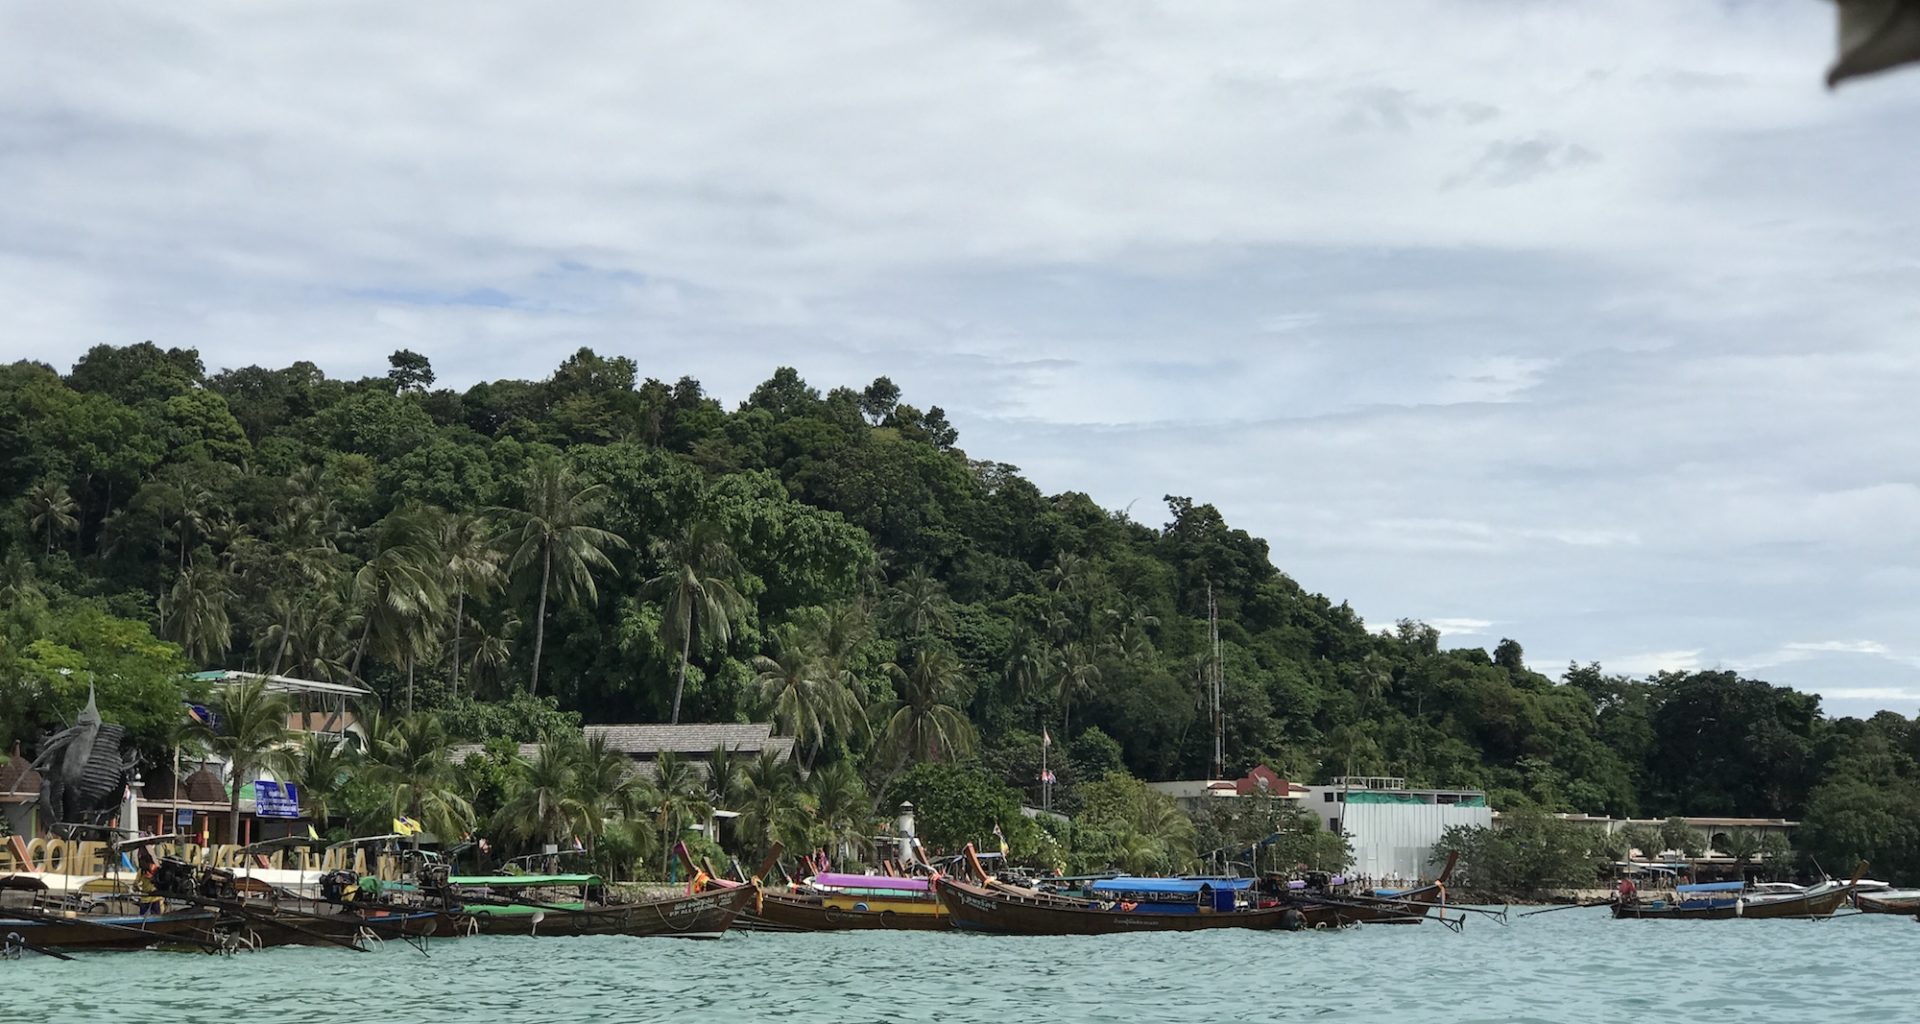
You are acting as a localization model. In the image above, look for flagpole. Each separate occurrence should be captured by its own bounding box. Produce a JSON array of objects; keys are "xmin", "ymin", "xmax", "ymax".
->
[{"xmin": 1041, "ymin": 727, "xmax": 1051, "ymax": 814}]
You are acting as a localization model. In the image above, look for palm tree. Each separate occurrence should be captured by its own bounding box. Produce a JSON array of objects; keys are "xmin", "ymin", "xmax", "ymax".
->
[
  {"xmin": 873, "ymin": 646, "xmax": 977, "ymax": 803},
  {"xmin": 440, "ymin": 512, "xmax": 504, "ymax": 700},
  {"xmin": 645, "ymin": 522, "xmax": 747, "ymax": 724},
  {"xmin": 350, "ymin": 507, "xmax": 447, "ymax": 710},
  {"xmin": 25, "ymin": 479, "xmax": 78, "ymax": 554},
  {"xmin": 807, "ymin": 761, "xmax": 871, "ymax": 868},
  {"xmin": 495, "ymin": 458, "xmax": 627, "ymax": 696},
  {"xmin": 286, "ymin": 732, "xmax": 360, "ymax": 830},
  {"xmin": 885, "ymin": 569, "xmax": 953, "ymax": 639},
  {"xmin": 752, "ymin": 625, "xmax": 864, "ymax": 770},
  {"xmin": 500, "ymin": 738, "xmax": 591, "ymax": 856},
  {"xmin": 733, "ymin": 750, "xmax": 814, "ymax": 859},
  {"xmin": 705, "ymin": 743, "xmax": 744, "ymax": 809},
  {"xmin": 196, "ymin": 677, "xmax": 293, "ymax": 844},
  {"xmin": 651, "ymin": 750, "xmax": 711, "ymax": 874},
  {"xmin": 462, "ymin": 615, "xmax": 518, "ymax": 699},
  {"xmin": 162, "ymin": 562, "xmax": 237, "ymax": 666},
  {"xmin": 1050, "ymin": 641, "xmax": 1102, "ymax": 739},
  {"xmin": 576, "ymin": 732, "xmax": 652, "ymax": 852},
  {"xmin": 362, "ymin": 713, "xmax": 474, "ymax": 841},
  {"xmin": 1723, "ymin": 828, "xmax": 1763, "ymax": 866}
]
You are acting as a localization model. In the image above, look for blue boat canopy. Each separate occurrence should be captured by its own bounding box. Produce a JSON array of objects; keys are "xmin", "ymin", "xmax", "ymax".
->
[
  {"xmin": 1090, "ymin": 877, "xmax": 1255, "ymax": 896},
  {"xmin": 1675, "ymin": 881, "xmax": 1744, "ymax": 893}
]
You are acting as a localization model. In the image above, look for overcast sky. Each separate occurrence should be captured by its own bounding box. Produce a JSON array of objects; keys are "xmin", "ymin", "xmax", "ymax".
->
[{"xmin": 3, "ymin": 2, "xmax": 1917, "ymax": 719}]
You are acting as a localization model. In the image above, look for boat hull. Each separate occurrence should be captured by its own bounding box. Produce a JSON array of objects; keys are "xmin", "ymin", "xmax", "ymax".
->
[
  {"xmin": 748, "ymin": 890, "xmax": 948, "ymax": 932},
  {"xmin": 1611, "ymin": 898, "xmax": 1740, "ymax": 920},
  {"xmin": 1854, "ymin": 891, "xmax": 1920, "ymax": 914},
  {"xmin": 0, "ymin": 909, "xmax": 221, "ymax": 951},
  {"xmin": 936, "ymin": 877, "xmax": 1295, "ymax": 935},
  {"xmin": 1740, "ymin": 886, "xmax": 1852, "ymax": 919},
  {"xmin": 449, "ymin": 885, "xmax": 751, "ymax": 939}
]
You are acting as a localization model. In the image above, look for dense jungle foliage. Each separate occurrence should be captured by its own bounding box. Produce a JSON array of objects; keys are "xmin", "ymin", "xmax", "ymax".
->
[{"xmin": 2, "ymin": 343, "xmax": 1916, "ymax": 880}]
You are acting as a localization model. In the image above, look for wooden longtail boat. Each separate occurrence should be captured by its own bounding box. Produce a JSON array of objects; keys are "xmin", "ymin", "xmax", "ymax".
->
[
  {"xmin": 1740, "ymin": 872, "xmax": 1862, "ymax": 919},
  {"xmin": 1611, "ymin": 881, "xmax": 1742, "ymax": 920},
  {"xmin": 1854, "ymin": 889, "xmax": 1920, "ymax": 914},
  {"xmin": 935, "ymin": 874, "xmax": 1303, "ymax": 934},
  {"xmin": 445, "ymin": 874, "xmax": 752, "ymax": 939},
  {"xmin": 747, "ymin": 873, "xmax": 948, "ymax": 932},
  {"xmin": 1275, "ymin": 852, "xmax": 1461, "ymax": 926},
  {"xmin": 0, "ymin": 908, "xmax": 222, "ymax": 951}
]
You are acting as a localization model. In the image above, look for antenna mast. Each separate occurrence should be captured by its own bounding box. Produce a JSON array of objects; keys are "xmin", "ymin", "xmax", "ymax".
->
[{"xmin": 1208, "ymin": 580, "xmax": 1224, "ymax": 779}]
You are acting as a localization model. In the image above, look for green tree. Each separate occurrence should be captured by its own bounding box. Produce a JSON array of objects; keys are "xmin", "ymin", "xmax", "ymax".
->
[
  {"xmin": 361, "ymin": 712, "xmax": 474, "ymax": 841},
  {"xmin": 875, "ymin": 646, "xmax": 977, "ymax": 786},
  {"xmin": 287, "ymin": 732, "xmax": 359, "ymax": 828},
  {"xmin": 25, "ymin": 479, "xmax": 78, "ymax": 554},
  {"xmin": 732, "ymin": 749, "xmax": 813, "ymax": 859},
  {"xmin": 651, "ymin": 750, "xmax": 711, "ymax": 873},
  {"xmin": 646, "ymin": 521, "xmax": 748, "ymax": 723},
  {"xmin": 752, "ymin": 623, "xmax": 864, "ymax": 770},
  {"xmin": 440, "ymin": 511, "xmax": 504, "ymax": 699},
  {"xmin": 496, "ymin": 457, "xmax": 628, "ymax": 696},
  {"xmin": 500, "ymin": 737, "xmax": 591, "ymax": 853},
  {"xmin": 161, "ymin": 563, "xmax": 236, "ymax": 667},
  {"xmin": 350, "ymin": 506, "xmax": 447, "ymax": 709},
  {"xmin": 196, "ymin": 677, "xmax": 293, "ymax": 845}
]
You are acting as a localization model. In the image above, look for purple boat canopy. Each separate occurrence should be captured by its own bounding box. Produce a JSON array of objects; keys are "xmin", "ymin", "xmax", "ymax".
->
[{"xmin": 810, "ymin": 872, "xmax": 931, "ymax": 892}]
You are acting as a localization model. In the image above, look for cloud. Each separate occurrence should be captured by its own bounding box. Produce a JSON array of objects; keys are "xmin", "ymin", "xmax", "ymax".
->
[
  {"xmin": 1606, "ymin": 650, "xmax": 1706, "ymax": 676},
  {"xmin": 1, "ymin": 2, "xmax": 1918, "ymax": 715},
  {"xmin": 1427, "ymin": 618, "xmax": 1495, "ymax": 637}
]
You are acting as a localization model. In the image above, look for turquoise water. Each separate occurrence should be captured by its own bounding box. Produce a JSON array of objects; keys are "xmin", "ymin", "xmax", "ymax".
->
[{"xmin": 15, "ymin": 911, "xmax": 1917, "ymax": 1023}]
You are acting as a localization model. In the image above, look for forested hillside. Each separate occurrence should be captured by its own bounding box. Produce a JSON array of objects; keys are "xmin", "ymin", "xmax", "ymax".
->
[{"xmin": 2, "ymin": 343, "xmax": 1916, "ymax": 877}]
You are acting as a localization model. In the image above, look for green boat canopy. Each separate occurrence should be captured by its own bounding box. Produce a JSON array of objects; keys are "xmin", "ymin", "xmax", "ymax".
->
[{"xmin": 448, "ymin": 874, "xmax": 603, "ymax": 887}]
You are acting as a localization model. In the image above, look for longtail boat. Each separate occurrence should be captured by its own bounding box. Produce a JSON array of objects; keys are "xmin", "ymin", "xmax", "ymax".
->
[
  {"xmin": 1854, "ymin": 889, "xmax": 1920, "ymax": 914},
  {"xmin": 749, "ymin": 872, "xmax": 948, "ymax": 931},
  {"xmin": 0, "ymin": 908, "xmax": 222, "ymax": 951},
  {"xmin": 1612, "ymin": 881, "xmax": 1742, "ymax": 920},
  {"xmin": 1739, "ymin": 868, "xmax": 1863, "ymax": 919},
  {"xmin": 1270, "ymin": 852, "xmax": 1461, "ymax": 926},
  {"xmin": 935, "ymin": 873, "xmax": 1304, "ymax": 934},
  {"xmin": 443, "ymin": 873, "xmax": 752, "ymax": 938}
]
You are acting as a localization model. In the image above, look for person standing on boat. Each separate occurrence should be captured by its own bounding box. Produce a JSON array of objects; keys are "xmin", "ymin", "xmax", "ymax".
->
[{"xmin": 1617, "ymin": 878, "xmax": 1638, "ymax": 905}]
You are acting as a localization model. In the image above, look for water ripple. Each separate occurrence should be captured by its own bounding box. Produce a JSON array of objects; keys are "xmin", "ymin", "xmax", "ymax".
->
[{"xmin": 10, "ymin": 912, "xmax": 1917, "ymax": 1023}]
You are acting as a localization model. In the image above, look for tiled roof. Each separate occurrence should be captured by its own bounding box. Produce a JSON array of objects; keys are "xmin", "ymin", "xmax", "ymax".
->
[
  {"xmin": 0, "ymin": 750, "xmax": 42, "ymax": 800},
  {"xmin": 446, "ymin": 724, "xmax": 795, "ymax": 773},
  {"xmin": 585, "ymin": 723, "xmax": 791, "ymax": 756}
]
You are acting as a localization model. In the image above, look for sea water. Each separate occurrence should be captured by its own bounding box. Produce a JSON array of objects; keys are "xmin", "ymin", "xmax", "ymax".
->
[{"xmin": 14, "ymin": 910, "xmax": 1916, "ymax": 1023}]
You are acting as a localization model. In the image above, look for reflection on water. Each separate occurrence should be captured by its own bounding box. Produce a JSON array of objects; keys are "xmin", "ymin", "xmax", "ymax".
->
[{"xmin": 15, "ymin": 911, "xmax": 1919, "ymax": 1024}]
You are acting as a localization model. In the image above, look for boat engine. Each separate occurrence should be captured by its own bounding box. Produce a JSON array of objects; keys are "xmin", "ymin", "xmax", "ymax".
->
[
  {"xmin": 319, "ymin": 870, "xmax": 357, "ymax": 905},
  {"xmin": 151, "ymin": 858, "xmax": 198, "ymax": 897}
]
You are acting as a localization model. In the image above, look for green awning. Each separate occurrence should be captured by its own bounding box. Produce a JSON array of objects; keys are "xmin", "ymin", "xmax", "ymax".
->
[{"xmin": 447, "ymin": 874, "xmax": 603, "ymax": 887}]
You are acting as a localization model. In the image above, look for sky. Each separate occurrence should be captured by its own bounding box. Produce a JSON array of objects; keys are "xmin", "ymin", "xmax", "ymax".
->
[{"xmin": 3, "ymin": 2, "xmax": 1918, "ymax": 719}]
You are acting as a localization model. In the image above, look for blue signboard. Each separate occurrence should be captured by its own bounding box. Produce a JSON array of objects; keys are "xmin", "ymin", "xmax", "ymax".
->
[{"xmin": 253, "ymin": 780, "xmax": 300, "ymax": 818}]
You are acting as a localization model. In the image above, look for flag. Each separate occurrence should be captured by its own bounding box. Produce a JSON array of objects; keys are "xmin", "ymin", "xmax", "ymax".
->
[
  {"xmin": 393, "ymin": 816, "xmax": 421, "ymax": 837},
  {"xmin": 1042, "ymin": 727, "xmax": 1051, "ymax": 749},
  {"xmin": 573, "ymin": 835, "xmax": 585, "ymax": 852},
  {"xmin": 1039, "ymin": 769, "xmax": 1055, "ymax": 785},
  {"xmin": 993, "ymin": 823, "xmax": 1009, "ymax": 857},
  {"xmin": 307, "ymin": 824, "xmax": 320, "ymax": 840}
]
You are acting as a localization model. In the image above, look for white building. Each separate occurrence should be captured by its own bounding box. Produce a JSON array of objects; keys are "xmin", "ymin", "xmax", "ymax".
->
[{"xmin": 1299, "ymin": 776, "xmax": 1493, "ymax": 882}]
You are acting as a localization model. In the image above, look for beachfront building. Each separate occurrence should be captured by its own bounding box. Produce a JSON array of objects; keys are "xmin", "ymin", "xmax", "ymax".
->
[
  {"xmin": 1148, "ymin": 764, "xmax": 1310, "ymax": 813},
  {"xmin": 449, "ymin": 722, "xmax": 795, "ymax": 784},
  {"xmin": 1299, "ymin": 776, "xmax": 1494, "ymax": 883}
]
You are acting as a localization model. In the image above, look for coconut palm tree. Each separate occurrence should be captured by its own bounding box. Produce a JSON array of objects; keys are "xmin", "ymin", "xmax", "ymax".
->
[
  {"xmin": 1050, "ymin": 641, "xmax": 1102, "ymax": 739},
  {"xmin": 286, "ymin": 732, "xmax": 360, "ymax": 830},
  {"xmin": 162, "ymin": 562, "xmax": 237, "ymax": 666},
  {"xmin": 362, "ymin": 713, "xmax": 474, "ymax": 841},
  {"xmin": 500, "ymin": 738, "xmax": 591, "ymax": 855},
  {"xmin": 196, "ymin": 677, "xmax": 293, "ymax": 844},
  {"xmin": 705, "ymin": 743, "xmax": 744, "ymax": 809},
  {"xmin": 24, "ymin": 479, "xmax": 78, "ymax": 554},
  {"xmin": 885, "ymin": 569, "xmax": 953, "ymax": 639},
  {"xmin": 645, "ymin": 521, "xmax": 747, "ymax": 724},
  {"xmin": 651, "ymin": 751, "xmax": 711, "ymax": 875},
  {"xmin": 872, "ymin": 647, "xmax": 977, "ymax": 806},
  {"xmin": 752, "ymin": 625, "xmax": 864, "ymax": 770},
  {"xmin": 733, "ymin": 750, "xmax": 814, "ymax": 860},
  {"xmin": 440, "ymin": 512, "xmax": 504, "ymax": 700},
  {"xmin": 350, "ymin": 507, "xmax": 447, "ymax": 709},
  {"xmin": 575, "ymin": 732, "xmax": 651, "ymax": 847},
  {"xmin": 462, "ymin": 614, "xmax": 518, "ymax": 698},
  {"xmin": 806, "ymin": 761, "xmax": 872, "ymax": 868},
  {"xmin": 494, "ymin": 458, "xmax": 628, "ymax": 696}
]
